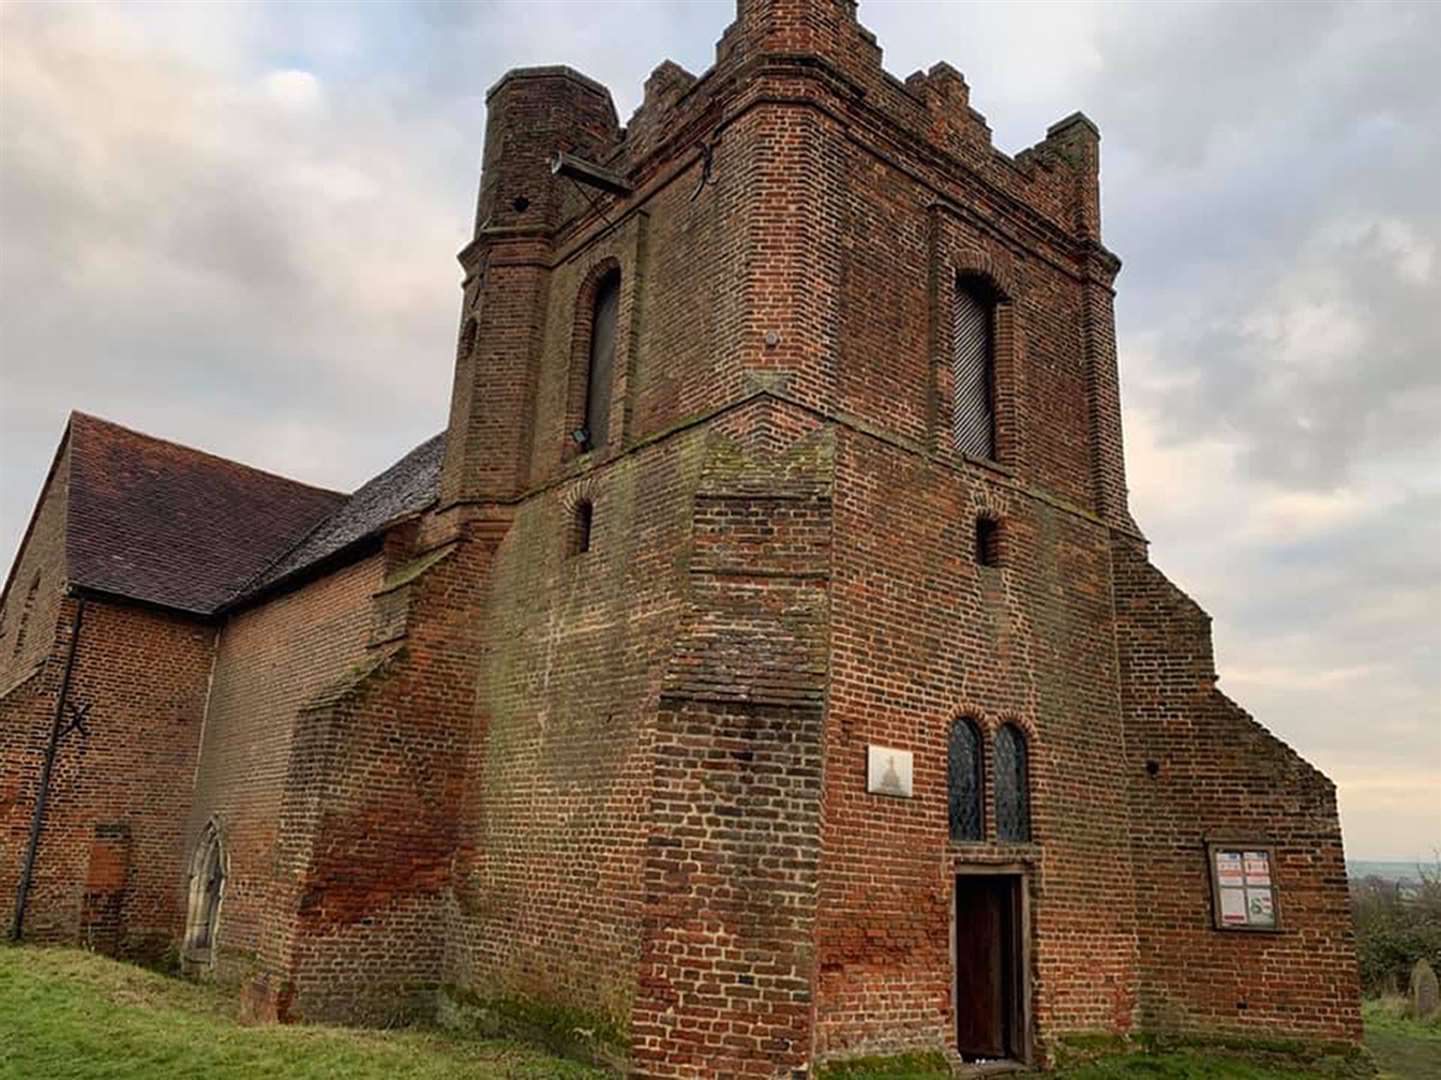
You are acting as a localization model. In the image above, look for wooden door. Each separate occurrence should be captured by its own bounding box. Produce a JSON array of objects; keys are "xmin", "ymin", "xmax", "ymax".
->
[{"xmin": 955, "ymin": 874, "xmax": 1022, "ymax": 1061}]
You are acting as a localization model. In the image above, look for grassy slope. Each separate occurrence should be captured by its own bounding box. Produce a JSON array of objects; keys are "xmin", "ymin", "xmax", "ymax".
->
[
  {"xmin": 5, "ymin": 948, "xmax": 1438, "ymax": 1080},
  {"xmin": 0, "ymin": 947, "xmax": 602, "ymax": 1080}
]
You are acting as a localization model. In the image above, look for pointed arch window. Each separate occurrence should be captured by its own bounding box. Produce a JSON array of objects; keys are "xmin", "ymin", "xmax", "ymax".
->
[
  {"xmin": 581, "ymin": 270, "xmax": 620, "ymax": 452},
  {"xmin": 952, "ymin": 275, "xmax": 996, "ymax": 460},
  {"xmin": 948, "ymin": 718, "xmax": 984, "ymax": 842},
  {"xmin": 995, "ymin": 724, "xmax": 1031, "ymax": 843},
  {"xmin": 184, "ymin": 822, "xmax": 225, "ymax": 958}
]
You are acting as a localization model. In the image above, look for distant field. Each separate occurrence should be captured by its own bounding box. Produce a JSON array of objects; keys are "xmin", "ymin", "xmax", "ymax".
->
[
  {"xmin": 2, "ymin": 947, "xmax": 1435, "ymax": 1079},
  {"xmin": 1348, "ymin": 859, "xmax": 1435, "ymax": 884}
]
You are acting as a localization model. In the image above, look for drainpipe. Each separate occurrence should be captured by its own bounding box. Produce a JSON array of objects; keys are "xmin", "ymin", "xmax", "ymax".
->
[{"xmin": 9, "ymin": 596, "xmax": 87, "ymax": 941}]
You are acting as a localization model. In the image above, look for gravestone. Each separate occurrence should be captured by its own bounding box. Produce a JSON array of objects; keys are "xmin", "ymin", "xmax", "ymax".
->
[{"xmin": 1411, "ymin": 957, "xmax": 1439, "ymax": 1020}]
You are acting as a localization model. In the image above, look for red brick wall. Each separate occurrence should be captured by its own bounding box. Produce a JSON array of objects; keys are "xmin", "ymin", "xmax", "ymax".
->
[
  {"xmin": 816, "ymin": 425, "xmax": 1137, "ymax": 1064},
  {"xmin": 631, "ymin": 400, "xmax": 832, "ymax": 1076},
  {"xmin": 0, "ymin": 443, "xmax": 70, "ymax": 697},
  {"xmin": 187, "ymin": 554, "xmax": 383, "ymax": 965},
  {"xmin": 247, "ymin": 530, "xmax": 485, "ymax": 1024},
  {"xmin": 444, "ymin": 430, "xmax": 705, "ymax": 1033},
  {"xmin": 1113, "ymin": 541, "xmax": 1362, "ymax": 1041},
  {"xmin": 0, "ymin": 596, "xmax": 213, "ymax": 956}
]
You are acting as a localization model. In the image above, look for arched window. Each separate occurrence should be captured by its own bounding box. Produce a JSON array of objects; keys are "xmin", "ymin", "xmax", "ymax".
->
[
  {"xmin": 994, "ymin": 724, "xmax": 1031, "ymax": 843},
  {"xmin": 183, "ymin": 822, "xmax": 225, "ymax": 959},
  {"xmin": 952, "ymin": 275, "xmax": 996, "ymax": 460},
  {"xmin": 581, "ymin": 270, "xmax": 620, "ymax": 452},
  {"xmin": 948, "ymin": 718, "xmax": 984, "ymax": 842}
]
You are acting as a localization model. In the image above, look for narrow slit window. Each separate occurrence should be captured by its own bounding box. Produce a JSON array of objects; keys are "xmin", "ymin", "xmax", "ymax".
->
[
  {"xmin": 948, "ymin": 718, "xmax": 984, "ymax": 841},
  {"xmin": 570, "ymin": 500, "xmax": 593, "ymax": 556},
  {"xmin": 975, "ymin": 516, "xmax": 1001, "ymax": 567},
  {"xmin": 12, "ymin": 573, "xmax": 40, "ymax": 657},
  {"xmin": 582, "ymin": 271, "xmax": 620, "ymax": 451},
  {"xmin": 952, "ymin": 277, "xmax": 996, "ymax": 460},
  {"xmin": 995, "ymin": 723, "xmax": 1031, "ymax": 843}
]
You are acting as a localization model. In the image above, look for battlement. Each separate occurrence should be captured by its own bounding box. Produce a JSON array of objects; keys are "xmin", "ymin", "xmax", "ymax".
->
[
  {"xmin": 445, "ymin": 0, "xmax": 1131, "ymax": 529},
  {"xmin": 480, "ymin": 0, "xmax": 1105, "ymax": 249}
]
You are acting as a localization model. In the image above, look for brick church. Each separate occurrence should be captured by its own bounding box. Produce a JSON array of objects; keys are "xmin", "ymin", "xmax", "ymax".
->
[{"xmin": 1, "ymin": 0, "xmax": 1362, "ymax": 1073}]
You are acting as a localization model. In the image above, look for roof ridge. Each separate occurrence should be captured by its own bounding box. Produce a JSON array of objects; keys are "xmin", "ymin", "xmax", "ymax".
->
[{"xmin": 69, "ymin": 410, "xmax": 345, "ymax": 500}]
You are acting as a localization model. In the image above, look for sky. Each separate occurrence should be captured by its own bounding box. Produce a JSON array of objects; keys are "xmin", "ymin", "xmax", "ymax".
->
[{"xmin": 1, "ymin": 0, "xmax": 1436, "ymax": 861}]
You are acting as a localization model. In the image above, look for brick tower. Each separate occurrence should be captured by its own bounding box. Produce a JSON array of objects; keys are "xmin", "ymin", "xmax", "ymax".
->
[
  {"xmin": 425, "ymin": 0, "xmax": 1361, "ymax": 1073},
  {"xmin": 0, "ymin": 0, "xmax": 1362, "ymax": 1074}
]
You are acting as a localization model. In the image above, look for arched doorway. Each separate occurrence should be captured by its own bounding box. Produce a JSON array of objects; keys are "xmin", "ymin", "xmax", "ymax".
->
[{"xmin": 183, "ymin": 821, "xmax": 225, "ymax": 968}]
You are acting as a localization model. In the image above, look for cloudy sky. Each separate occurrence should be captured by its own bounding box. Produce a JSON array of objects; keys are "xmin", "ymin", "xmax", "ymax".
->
[{"xmin": 2, "ymin": 0, "xmax": 1436, "ymax": 860}]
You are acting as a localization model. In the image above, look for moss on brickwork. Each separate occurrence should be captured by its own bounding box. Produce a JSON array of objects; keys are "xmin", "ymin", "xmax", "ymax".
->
[
  {"xmin": 1133, "ymin": 1030, "xmax": 1373, "ymax": 1075},
  {"xmin": 437, "ymin": 984, "xmax": 627, "ymax": 1071},
  {"xmin": 1052, "ymin": 1029, "xmax": 1133, "ymax": 1068},
  {"xmin": 378, "ymin": 542, "xmax": 456, "ymax": 593},
  {"xmin": 813, "ymin": 1050, "xmax": 951, "ymax": 1079}
]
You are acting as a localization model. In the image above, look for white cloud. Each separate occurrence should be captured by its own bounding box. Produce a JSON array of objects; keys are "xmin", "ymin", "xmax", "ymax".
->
[{"xmin": 1, "ymin": 0, "xmax": 1436, "ymax": 860}]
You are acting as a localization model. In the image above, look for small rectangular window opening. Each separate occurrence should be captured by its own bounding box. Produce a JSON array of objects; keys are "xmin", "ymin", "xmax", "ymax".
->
[
  {"xmin": 570, "ymin": 501, "xmax": 593, "ymax": 556},
  {"xmin": 975, "ymin": 517, "xmax": 1001, "ymax": 567}
]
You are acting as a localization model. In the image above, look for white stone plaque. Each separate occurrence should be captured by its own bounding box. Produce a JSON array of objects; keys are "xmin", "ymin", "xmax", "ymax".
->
[{"xmin": 866, "ymin": 745, "xmax": 913, "ymax": 798}]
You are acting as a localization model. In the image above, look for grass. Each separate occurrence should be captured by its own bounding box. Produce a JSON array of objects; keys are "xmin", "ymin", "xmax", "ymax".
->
[
  {"xmin": 1363, "ymin": 996, "xmax": 1441, "ymax": 1080},
  {"xmin": 4, "ymin": 948, "xmax": 1439, "ymax": 1080},
  {"xmin": 0, "ymin": 946, "xmax": 603, "ymax": 1080}
]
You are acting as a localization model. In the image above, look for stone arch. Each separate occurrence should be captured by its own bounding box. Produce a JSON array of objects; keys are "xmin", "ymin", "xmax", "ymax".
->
[{"xmin": 183, "ymin": 819, "xmax": 226, "ymax": 964}]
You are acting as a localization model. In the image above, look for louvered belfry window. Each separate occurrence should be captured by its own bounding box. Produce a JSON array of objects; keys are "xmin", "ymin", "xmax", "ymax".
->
[
  {"xmin": 995, "ymin": 724, "xmax": 1031, "ymax": 842},
  {"xmin": 584, "ymin": 270, "xmax": 620, "ymax": 451},
  {"xmin": 952, "ymin": 277, "xmax": 995, "ymax": 460},
  {"xmin": 948, "ymin": 718, "xmax": 984, "ymax": 841}
]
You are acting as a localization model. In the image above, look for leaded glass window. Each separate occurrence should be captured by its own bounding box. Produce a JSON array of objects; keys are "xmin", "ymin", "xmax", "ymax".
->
[
  {"xmin": 995, "ymin": 723, "xmax": 1031, "ymax": 843},
  {"xmin": 948, "ymin": 718, "xmax": 984, "ymax": 841}
]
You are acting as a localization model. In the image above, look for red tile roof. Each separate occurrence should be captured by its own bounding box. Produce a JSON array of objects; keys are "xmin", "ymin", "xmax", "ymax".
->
[{"xmin": 65, "ymin": 412, "xmax": 346, "ymax": 614}]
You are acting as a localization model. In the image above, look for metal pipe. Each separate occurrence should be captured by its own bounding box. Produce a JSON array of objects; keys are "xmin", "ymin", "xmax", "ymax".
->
[{"xmin": 10, "ymin": 596, "xmax": 87, "ymax": 941}]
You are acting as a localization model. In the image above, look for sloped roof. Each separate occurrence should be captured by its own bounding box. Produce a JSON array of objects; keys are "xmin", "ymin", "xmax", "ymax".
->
[
  {"xmin": 239, "ymin": 431, "xmax": 445, "ymax": 600},
  {"xmin": 65, "ymin": 413, "xmax": 347, "ymax": 614}
]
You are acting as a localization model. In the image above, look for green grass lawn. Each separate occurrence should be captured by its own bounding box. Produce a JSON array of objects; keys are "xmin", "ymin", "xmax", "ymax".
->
[
  {"xmin": 0, "ymin": 946, "xmax": 602, "ymax": 1080},
  {"xmin": 1362, "ymin": 997, "xmax": 1441, "ymax": 1080},
  {"xmin": 4, "ymin": 947, "xmax": 1438, "ymax": 1079}
]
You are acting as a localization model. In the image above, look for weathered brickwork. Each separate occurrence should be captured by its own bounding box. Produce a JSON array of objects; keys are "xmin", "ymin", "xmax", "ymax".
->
[
  {"xmin": 187, "ymin": 554, "xmax": 384, "ymax": 969},
  {"xmin": 0, "ymin": 597, "xmax": 213, "ymax": 956},
  {"xmin": 1, "ymin": 0, "xmax": 1361, "ymax": 1073},
  {"xmin": 0, "ymin": 443, "xmax": 70, "ymax": 697},
  {"xmin": 816, "ymin": 426, "xmax": 1138, "ymax": 1064},
  {"xmin": 1113, "ymin": 541, "xmax": 1362, "ymax": 1041},
  {"xmin": 446, "ymin": 429, "xmax": 706, "ymax": 1033},
  {"xmin": 247, "ymin": 527, "xmax": 486, "ymax": 1025}
]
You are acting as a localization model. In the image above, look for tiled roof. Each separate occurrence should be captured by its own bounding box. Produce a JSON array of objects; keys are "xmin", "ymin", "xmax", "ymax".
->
[
  {"xmin": 239, "ymin": 432, "xmax": 445, "ymax": 600},
  {"xmin": 65, "ymin": 413, "xmax": 347, "ymax": 614}
]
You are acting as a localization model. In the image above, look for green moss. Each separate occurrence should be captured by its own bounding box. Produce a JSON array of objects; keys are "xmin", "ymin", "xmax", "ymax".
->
[
  {"xmin": 379, "ymin": 544, "xmax": 456, "ymax": 593},
  {"xmin": 437, "ymin": 984, "xmax": 627, "ymax": 1071},
  {"xmin": 813, "ymin": 1050, "xmax": 951, "ymax": 1079},
  {"xmin": 1052, "ymin": 1030, "xmax": 1133, "ymax": 1067}
]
